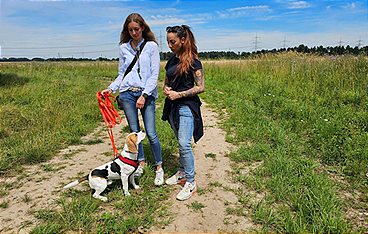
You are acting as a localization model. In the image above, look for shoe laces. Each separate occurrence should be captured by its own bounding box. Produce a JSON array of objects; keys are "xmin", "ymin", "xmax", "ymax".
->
[
  {"xmin": 156, "ymin": 168, "xmax": 163, "ymax": 176},
  {"xmin": 176, "ymin": 170, "xmax": 185, "ymax": 178},
  {"xmin": 183, "ymin": 181, "xmax": 195, "ymax": 191}
]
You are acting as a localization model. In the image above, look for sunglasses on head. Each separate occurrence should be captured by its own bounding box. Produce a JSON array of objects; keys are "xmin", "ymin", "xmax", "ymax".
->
[{"xmin": 166, "ymin": 25, "xmax": 186, "ymax": 37}]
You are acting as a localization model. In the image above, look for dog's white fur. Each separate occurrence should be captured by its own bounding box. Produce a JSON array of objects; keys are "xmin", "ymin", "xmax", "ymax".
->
[{"xmin": 63, "ymin": 131, "xmax": 145, "ymax": 202}]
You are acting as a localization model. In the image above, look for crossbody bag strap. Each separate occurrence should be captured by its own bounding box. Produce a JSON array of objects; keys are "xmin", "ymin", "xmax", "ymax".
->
[{"xmin": 123, "ymin": 40, "xmax": 148, "ymax": 77}]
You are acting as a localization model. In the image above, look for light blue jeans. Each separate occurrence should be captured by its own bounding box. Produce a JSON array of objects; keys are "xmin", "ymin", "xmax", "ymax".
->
[
  {"xmin": 169, "ymin": 105, "xmax": 195, "ymax": 183},
  {"xmin": 119, "ymin": 90, "xmax": 162, "ymax": 165}
]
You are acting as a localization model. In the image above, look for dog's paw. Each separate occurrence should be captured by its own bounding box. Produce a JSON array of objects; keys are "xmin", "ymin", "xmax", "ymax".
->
[
  {"xmin": 133, "ymin": 185, "xmax": 140, "ymax": 190},
  {"xmin": 124, "ymin": 191, "xmax": 131, "ymax": 196}
]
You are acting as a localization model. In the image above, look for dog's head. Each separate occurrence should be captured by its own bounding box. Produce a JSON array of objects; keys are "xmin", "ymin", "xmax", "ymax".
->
[{"xmin": 124, "ymin": 131, "xmax": 146, "ymax": 153}]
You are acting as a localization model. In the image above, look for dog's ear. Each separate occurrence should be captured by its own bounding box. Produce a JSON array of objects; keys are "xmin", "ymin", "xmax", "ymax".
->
[{"xmin": 127, "ymin": 134, "xmax": 138, "ymax": 153}]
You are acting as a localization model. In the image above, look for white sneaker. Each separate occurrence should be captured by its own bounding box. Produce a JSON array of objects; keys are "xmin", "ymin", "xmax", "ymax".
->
[
  {"xmin": 134, "ymin": 165, "xmax": 144, "ymax": 177},
  {"xmin": 165, "ymin": 171, "xmax": 186, "ymax": 185},
  {"xmin": 154, "ymin": 168, "xmax": 164, "ymax": 186},
  {"xmin": 176, "ymin": 181, "xmax": 196, "ymax": 201}
]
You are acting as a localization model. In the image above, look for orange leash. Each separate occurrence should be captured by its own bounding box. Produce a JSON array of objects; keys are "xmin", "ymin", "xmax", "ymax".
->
[{"xmin": 96, "ymin": 91, "xmax": 122, "ymax": 156}]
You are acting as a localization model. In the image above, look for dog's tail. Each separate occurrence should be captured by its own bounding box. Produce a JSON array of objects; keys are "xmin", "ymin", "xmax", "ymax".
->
[{"xmin": 63, "ymin": 175, "xmax": 89, "ymax": 189}]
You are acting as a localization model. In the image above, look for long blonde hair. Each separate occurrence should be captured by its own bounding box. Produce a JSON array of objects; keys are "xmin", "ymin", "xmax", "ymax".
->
[
  {"xmin": 120, "ymin": 13, "xmax": 157, "ymax": 45},
  {"xmin": 167, "ymin": 25, "xmax": 198, "ymax": 75}
]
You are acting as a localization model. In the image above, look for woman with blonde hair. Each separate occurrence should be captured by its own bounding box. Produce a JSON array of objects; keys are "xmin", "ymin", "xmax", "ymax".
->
[
  {"xmin": 102, "ymin": 13, "xmax": 164, "ymax": 186},
  {"xmin": 162, "ymin": 25, "xmax": 205, "ymax": 201}
]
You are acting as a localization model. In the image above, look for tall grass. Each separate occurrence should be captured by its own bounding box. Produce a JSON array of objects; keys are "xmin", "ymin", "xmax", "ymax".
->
[
  {"xmin": 202, "ymin": 53, "xmax": 368, "ymax": 232},
  {"xmin": 1, "ymin": 61, "xmax": 178, "ymax": 233},
  {"xmin": 1, "ymin": 55, "xmax": 367, "ymax": 232},
  {"xmin": 0, "ymin": 62, "xmax": 115, "ymax": 173}
]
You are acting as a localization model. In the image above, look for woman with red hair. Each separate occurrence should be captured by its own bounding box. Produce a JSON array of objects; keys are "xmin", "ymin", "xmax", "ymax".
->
[{"xmin": 162, "ymin": 25, "xmax": 205, "ymax": 201}]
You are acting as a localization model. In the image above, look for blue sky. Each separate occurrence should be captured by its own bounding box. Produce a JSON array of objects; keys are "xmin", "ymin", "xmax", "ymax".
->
[{"xmin": 1, "ymin": 0, "xmax": 367, "ymax": 58}]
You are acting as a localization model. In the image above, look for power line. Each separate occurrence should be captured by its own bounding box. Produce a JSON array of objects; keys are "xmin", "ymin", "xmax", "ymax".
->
[
  {"xmin": 4, "ymin": 43, "xmax": 116, "ymax": 50},
  {"xmin": 4, "ymin": 49, "xmax": 117, "ymax": 58}
]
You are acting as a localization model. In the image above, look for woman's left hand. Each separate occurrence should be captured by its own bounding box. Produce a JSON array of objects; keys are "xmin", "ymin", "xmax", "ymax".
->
[{"xmin": 136, "ymin": 96, "xmax": 146, "ymax": 109}]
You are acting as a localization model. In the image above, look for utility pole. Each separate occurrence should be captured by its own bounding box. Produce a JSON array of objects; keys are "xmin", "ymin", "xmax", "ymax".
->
[
  {"xmin": 337, "ymin": 38, "xmax": 344, "ymax": 47},
  {"xmin": 281, "ymin": 35, "xmax": 289, "ymax": 49},
  {"xmin": 159, "ymin": 30, "xmax": 163, "ymax": 52},
  {"xmin": 357, "ymin": 37, "xmax": 363, "ymax": 48},
  {"xmin": 253, "ymin": 33, "xmax": 260, "ymax": 52}
]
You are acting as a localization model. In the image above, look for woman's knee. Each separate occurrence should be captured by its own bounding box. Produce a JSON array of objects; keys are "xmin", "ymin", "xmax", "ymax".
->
[
  {"xmin": 178, "ymin": 138, "xmax": 191, "ymax": 152},
  {"xmin": 146, "ymin": 131, "xmax": 159, "ymax": 143}
]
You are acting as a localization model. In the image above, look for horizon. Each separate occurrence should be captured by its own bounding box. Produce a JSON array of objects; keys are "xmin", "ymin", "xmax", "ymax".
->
[{"xmin": 1, "ymin": 0, "xmax": 367, "ymax": 59}]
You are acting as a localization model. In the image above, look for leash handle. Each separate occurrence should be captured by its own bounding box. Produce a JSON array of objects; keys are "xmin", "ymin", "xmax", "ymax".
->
[{"xmin": 97, "ymin": 91, "xmax": 122, "ymax": 156}]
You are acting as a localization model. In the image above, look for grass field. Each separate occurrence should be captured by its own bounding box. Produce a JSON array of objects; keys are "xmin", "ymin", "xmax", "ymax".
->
[
  {"xmin": 0, "ymin": 53, "xmax": 367, "ymax": 233},
  {"xmin": 202, "ymin": 54, "xmax": 368, "ymax": 233}
]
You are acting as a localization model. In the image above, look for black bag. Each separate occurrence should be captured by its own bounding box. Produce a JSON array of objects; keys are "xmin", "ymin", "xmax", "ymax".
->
[{"xmin": 115, "ymin": 41, "xmax": 147, "ymax": 110}]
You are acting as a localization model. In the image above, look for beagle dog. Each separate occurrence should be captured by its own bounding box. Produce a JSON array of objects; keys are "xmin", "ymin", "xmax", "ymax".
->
[{"xmin": 63, "ymin": 131, "xmax": 146, "ymax": 201}]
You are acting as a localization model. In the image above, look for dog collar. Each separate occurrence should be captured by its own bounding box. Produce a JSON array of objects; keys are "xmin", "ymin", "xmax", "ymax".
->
[{"xmin": 118, "ymin": 154, "xmax": 138, "ymax": 168}]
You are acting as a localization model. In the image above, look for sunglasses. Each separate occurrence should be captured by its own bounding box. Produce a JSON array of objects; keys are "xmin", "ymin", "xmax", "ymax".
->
[{"xmin": 166, "ymin": 25, "xmax": 186, "ymax": 37}]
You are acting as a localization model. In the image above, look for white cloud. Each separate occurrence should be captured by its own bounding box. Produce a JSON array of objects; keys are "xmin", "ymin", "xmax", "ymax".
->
[
  {"xmin": 343, "ymin": 2, "xmax": 356, "ymax": 10},
  {"xmin": 195, "ymin": 27, "xmax": 368, "ymax": 52},
  {"xmin": 148, "ymin": 17, "xmax": 186, "ymax": 26},
  {"xmin": 288, "ymin": 1, "xmax": 311, "ymax": 9},
  {"xmin": 216, "ymin": 5, "xmax": 271, "ymax": 19},
  {"xmin": 148, "ymin": 13, "xmax": 211, "ymax": 27},
  {"xmin": 227, "ymin": 5, "xmax": 270, "ymax": 12}
]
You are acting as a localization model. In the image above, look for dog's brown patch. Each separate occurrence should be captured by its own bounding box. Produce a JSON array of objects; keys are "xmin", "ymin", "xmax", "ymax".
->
[{"xmin": 127, "ymin": 134, "xmax": 138, "ymax": 153}]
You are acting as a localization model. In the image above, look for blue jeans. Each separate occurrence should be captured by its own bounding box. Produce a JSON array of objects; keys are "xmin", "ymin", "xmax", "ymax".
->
[
  {"xmin": 169, "ymin": 105, "xmax": 195, "ymax": 183},
  {"xmin": 119, "ymin": 90, "xmax": 162, "ymax": 165}
]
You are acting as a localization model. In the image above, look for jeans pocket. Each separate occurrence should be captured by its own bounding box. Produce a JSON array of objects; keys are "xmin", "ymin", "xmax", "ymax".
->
[{"xmin": 116, "ymin": 95, "xmax": 124, "ymax": 110}]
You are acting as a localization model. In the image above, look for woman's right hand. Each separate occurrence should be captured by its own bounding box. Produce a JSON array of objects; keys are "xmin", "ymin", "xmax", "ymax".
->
[
  {"xmin": 101, "ymin": 89, "xmax": 112, "ymax": 95},
  {"xmin": 163, "ymin": 86, "xmax": 172, "ymax": 97}
]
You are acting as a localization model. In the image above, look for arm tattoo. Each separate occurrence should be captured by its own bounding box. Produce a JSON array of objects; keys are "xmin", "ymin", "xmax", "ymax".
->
[{"xmin": 180, "ymin": 69, "xmax": 205, "ymax": 98}]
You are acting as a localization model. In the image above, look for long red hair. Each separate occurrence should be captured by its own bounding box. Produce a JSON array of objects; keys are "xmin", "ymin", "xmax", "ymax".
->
[{"xmin": 168, "ymin": 25, "xmax": 198, "ymax": 75}]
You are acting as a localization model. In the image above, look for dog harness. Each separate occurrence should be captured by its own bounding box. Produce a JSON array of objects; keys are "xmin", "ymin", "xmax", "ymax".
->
[{"xmin": 118, "ymin": 154, "xmax": 138, "ymax": 169}]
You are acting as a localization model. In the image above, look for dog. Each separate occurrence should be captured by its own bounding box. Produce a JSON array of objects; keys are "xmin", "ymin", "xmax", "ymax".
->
[{"xmin": 63, "ymin": 131, "xmax": 145, "ymax": 201}]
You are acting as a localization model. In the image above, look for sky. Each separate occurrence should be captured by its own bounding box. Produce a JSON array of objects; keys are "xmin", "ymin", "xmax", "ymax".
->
[{"xmin": 0, "ymin": 0, "xmax": 367, "ymax": 59}]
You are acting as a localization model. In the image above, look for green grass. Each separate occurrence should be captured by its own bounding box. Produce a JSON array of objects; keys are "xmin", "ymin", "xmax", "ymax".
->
[
  {"xmin": 0, "ymin": 61, "xmax": 115, "ymax": 173},
  {"xmin": 187, "ymin": 201, "xmax": 206, "ymax": 213},
  {"xmin": 31, "ymin": 169, "xmax": 172, "ymax": 234},
  {"xmin": 1, "ymin": 55, "xmax": 367, "ymax": 233},
  {"xmin": 202, "ymin": 53, "xmax": 368, "ymax": 233},
  {"xmin": 1, "ymin": 61, "xmax": 178, "ymax": 233}
]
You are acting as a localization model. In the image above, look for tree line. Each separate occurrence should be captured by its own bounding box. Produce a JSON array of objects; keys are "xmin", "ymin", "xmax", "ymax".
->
[{"xmin": 1, "ymin": 44, "xmax": 367, "ymax": 62}]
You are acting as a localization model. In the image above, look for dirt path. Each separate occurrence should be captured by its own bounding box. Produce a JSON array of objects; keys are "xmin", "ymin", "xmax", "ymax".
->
[
  {"xmin": 152, "ymin": 102, "xmax": 256, "ymax": 233},
  {"xmin": 0, "ymin": 103, "xmax": 255, "ymax": 233}
]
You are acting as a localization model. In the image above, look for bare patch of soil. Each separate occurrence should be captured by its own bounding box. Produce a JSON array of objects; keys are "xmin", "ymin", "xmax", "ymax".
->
[
  {"xmin": 0, "ymin": 125, "xmax": 122, "ymax": 233},
  {"xmin": 0, "ymin": 103, "xmax": 257, "ymax": 233},
  {"xmin": 152, "ymin": 103, "xmax": 257, "ymax": 233}
]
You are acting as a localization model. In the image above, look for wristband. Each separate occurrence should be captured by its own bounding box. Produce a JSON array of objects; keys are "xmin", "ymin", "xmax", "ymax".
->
[{"xmin": 142, "ymin": 93, "xmax": 149, "ymax": 99}]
